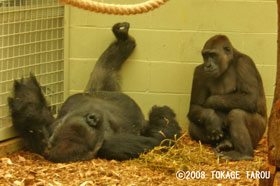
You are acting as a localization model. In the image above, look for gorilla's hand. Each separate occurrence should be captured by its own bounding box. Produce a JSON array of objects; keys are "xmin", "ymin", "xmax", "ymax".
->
[
  {"xmin": 8, "ymin": 74, "xmax": 54, "ymax": 154},
  {"xmin": 8, "ymin": 74, "xmax": 49, "ymax": 118},
  {"xmin": 145, "ymin": 105, "xmax": 181, "ymax": 142}
]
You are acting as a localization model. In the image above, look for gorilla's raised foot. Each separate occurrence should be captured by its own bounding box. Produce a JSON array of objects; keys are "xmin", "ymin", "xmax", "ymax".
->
[{"xmin": 112, "ymin": 22, "xmax": 130, "ymax": 41}]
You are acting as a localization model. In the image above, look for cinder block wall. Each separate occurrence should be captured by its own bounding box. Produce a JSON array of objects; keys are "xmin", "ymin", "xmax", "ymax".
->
[{"xmin": 65, "ymin": 0, "xmax": 277, "ymax": 130}]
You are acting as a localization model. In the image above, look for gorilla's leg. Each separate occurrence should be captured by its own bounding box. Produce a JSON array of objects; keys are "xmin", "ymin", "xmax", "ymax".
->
[
  {"xmin": 189, "ymin": 122, "xmax": 233, "ymax": 152},
  {"xmin": 8, "ymin": 75, "xmax": 54, "ymax": 154},
  {"xmin": 188, "ymin": 110, "xmax": 229, "ymax": 148},
  {"xmin": 218, "ymin": 109, "xmax": 266, "ymax": 161},
  {"xmin": 189, "ymin": 123, "xmax": 210, "ymax": 143},
  {"xmin": 85, "ymin": 22, "xmax": 136, "ymax": 93},
  {"xmin": 189, "ymin": 121, "xmax": 225, "ymax": 145}
]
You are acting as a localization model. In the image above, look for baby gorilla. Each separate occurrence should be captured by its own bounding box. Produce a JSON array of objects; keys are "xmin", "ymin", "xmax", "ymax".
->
[{"xmin": 8, "ymin": 22, "xmax": 181, "ymax": 163}]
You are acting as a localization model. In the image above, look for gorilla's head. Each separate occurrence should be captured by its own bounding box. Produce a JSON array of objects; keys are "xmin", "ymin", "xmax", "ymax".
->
[
  {"xmin": 202, "ymin": 35, "xmax": 234, "ymax": 78},
  {"xmin": 45, "ymin": 111, "xmax": 104, "ymax": 162}
]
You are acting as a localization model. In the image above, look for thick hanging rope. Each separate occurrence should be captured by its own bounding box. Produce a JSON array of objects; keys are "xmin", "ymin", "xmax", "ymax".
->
[{"xmin": 58, "ymin": 0, "xmax": 170, "ymax": 15}]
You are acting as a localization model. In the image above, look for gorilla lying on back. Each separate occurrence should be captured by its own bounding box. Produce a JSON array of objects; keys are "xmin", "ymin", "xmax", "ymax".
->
[{"xmin": 8, "ymin": 22, "xmax": 181, "ymax": 163}]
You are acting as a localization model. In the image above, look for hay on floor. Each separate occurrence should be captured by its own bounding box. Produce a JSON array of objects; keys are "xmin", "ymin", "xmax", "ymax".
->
[{"xmin": 0, "ymin": 132, "xmax": 268, "ymax": 186}]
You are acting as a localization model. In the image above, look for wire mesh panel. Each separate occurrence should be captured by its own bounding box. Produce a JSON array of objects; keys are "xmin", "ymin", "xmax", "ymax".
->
[{"xmin": 0, "ymin": 0, "xmax": 64, "ymax": 128}]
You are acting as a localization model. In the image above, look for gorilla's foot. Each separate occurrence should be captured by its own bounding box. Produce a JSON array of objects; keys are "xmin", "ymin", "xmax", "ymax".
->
[
  {"xmin": 216, "ymin": 151, "xmax": 254, "ymax": 161},
  {"xmin": 112, "ymin": 22, "xmax": 130, "ymax": 41},
  {"xmin": 215, "ymin": 139, "xmax": 233, "ymax": 152}
]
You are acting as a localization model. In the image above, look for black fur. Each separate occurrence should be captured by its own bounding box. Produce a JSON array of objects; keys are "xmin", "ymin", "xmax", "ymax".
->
[
  {"xmin": 9, "ymin": 22, "xmax": 181, "ymax": 163},
  {"xmin": 187, "ymin": 35, "xmax": 267, "ymax": 161}
]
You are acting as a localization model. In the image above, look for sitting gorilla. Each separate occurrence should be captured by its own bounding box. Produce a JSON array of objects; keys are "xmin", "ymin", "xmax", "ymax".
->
[
  {"xmin": 8, "ymin": 22, "xmax": 181, "ymax": 163},
  {"xmin": 187, "ymin": 35, "xmax": 267, "ymax": 161}
]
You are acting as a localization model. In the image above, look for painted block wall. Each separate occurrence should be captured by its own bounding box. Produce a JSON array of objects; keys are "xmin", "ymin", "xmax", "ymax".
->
[{"xmin": 65, "ymin": 0, "xmax": 277, "ymax": 130}]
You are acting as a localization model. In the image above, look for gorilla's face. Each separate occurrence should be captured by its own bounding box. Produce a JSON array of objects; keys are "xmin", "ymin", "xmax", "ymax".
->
[
  {"xmin": 45, "ymin": 111, "xmax": 104, "ymax": 162},
  {"xmin": 202, "ymin": 35, "xmax": 234, "ymax": 78}
]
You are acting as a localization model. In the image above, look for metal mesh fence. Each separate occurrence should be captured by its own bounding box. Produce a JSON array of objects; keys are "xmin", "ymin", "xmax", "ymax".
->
[{"xmin": 0, "ymin": 0, "xmax": 64, "ymax": 128}]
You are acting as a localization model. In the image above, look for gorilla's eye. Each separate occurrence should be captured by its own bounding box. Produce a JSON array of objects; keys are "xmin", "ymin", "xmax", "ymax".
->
[
  {"xmin": 202, "ymin": 52, "xmax": 217, "ymax": 59},
  {"xmin": 209, "ymin": 52, "xmax": 217, "ymax": 58},
  {"xmin": 223, "ymin": 46, "xmax": 231, "ymax": 53},
  {"xmin": 202, "ymin": 53, "xmax": 208, "ymax": 59}
]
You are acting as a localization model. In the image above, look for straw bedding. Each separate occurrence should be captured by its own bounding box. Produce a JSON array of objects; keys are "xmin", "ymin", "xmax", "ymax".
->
[{"xmin": 0, "ymin": 132, "xmax": 267, "ymax": 186}]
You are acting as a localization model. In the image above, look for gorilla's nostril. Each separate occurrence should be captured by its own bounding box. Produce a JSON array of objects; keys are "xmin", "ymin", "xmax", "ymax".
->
[
  {"xmin": 86, "ymin": 113, "xmax": 98, "ymax": 127},
  {"xmin": 88, "ymin": 114, "xmax": 96, "ymax": 120}
]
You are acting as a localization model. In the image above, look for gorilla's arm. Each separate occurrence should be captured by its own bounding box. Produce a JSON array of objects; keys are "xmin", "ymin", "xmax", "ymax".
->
[
  {"xmin": 205, "ymin": 57, "xmax": 259, "ymax": 113},
  {"xmin": 85, "ymin": 22, "xmax": 136, "ymax": 93},
  {"xmin": 187, "ymin": 66, "xmax": 223, "ymax": 127},
  {"xmin": 98, "ymin": 106, "xmax": 181, "ymax": 161},
  {"xmin": 97, "ymin": 134, "xmax": 159, "ymax": 161},
  {"xmin": 187, "ymin": 66, "xmax": 224, "ymax": 142},
  {"xmin": 8, "ymin": 75, "xmax": 54, "ymax": 154}
]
